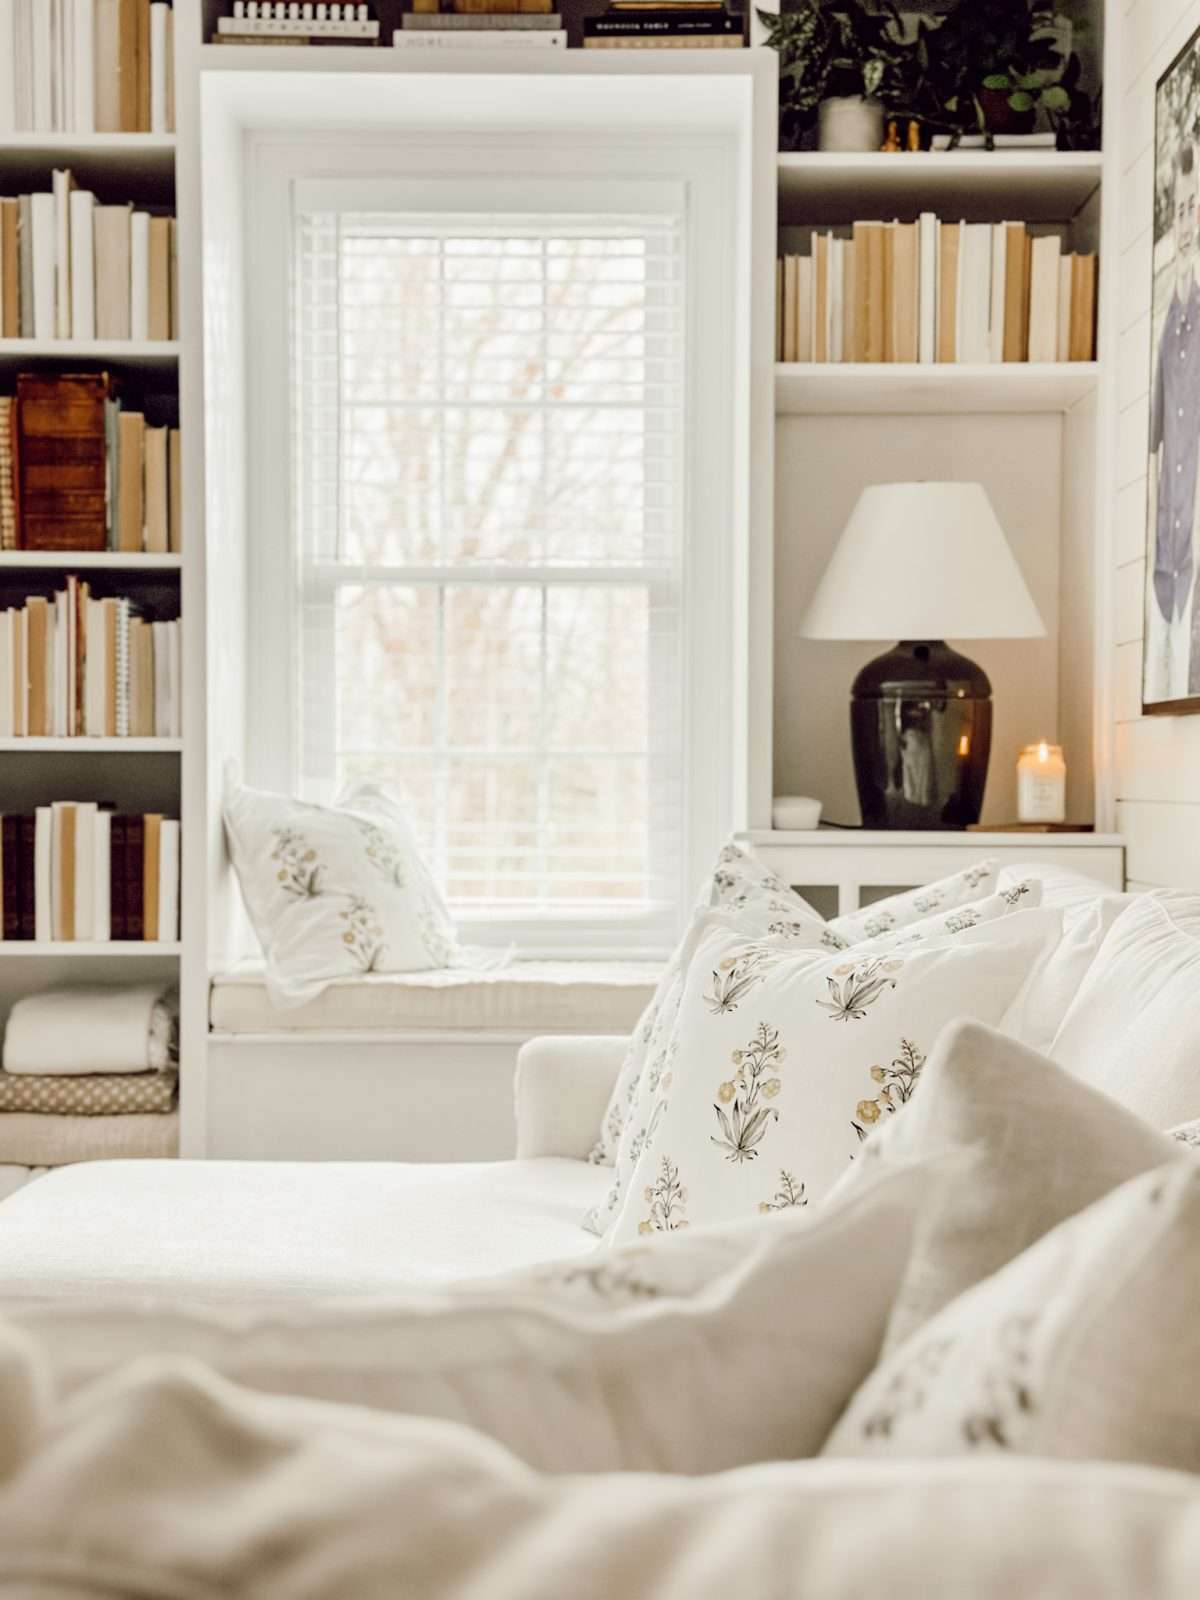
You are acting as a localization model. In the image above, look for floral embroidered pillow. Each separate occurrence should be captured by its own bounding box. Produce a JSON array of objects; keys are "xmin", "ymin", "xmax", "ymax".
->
[
  {"xmin": 823, "ymin": 1160, "xmax": 1200, "ymax": 1475},
  {"xmin": 827, "ymin": 861, "xmax": 1000, "ymax": 948},
  {"xmin": 222, "ymin": 775, "xmax": 460, "ymax": 1007},
  {"xmin": 585, "ymin": 844, "xmax": 826, "ymax": 1179},
  {"xmin": 851, "ymin": 879, "xmax": 1042, "ymax": 954},
  {"xmin": 605, "ymin": 905, "xmax": 1062, "ymax": 1245}
]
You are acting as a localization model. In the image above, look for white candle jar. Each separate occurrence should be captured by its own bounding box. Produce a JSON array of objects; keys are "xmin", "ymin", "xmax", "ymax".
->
[{"xmin": 1017, "ymin": 742, "xmax": 1066, "ymax": 824}]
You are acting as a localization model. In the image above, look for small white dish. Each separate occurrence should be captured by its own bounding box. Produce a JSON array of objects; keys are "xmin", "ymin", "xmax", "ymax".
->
[{"xmin": 772, "ymin": 795, "xmax": 823, "ymax": 831}]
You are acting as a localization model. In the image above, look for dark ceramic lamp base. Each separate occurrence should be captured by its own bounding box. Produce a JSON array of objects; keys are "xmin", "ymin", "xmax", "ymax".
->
[{"xmin": 850, "ymin": 641, "xmax": 992, "ymax": 830}]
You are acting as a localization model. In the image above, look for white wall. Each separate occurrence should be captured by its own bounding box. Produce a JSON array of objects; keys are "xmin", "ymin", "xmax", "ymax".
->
[{"xmin": 1111, "ymin": 0, "xmax": 1200, "ymax": 888}]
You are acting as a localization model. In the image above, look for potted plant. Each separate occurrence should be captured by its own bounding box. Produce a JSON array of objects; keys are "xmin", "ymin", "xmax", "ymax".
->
[{"xmin": 758, "ymin": 1, "xmax": 913, "ymax": 152}]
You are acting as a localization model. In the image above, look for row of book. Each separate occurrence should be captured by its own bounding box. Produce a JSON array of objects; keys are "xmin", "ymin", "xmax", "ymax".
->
[
  {"xmin": 0, "ymin": 807, "xmax": 180, "ymax": 942},
  {"xmin": 0, "ymin": 376, "xmax": 181, "ymax": 553},
  {"xmin": 775, "ymin": 219, "xmax": 1098, "ymax": 366},
  {"xmin": 581, "ymin": 0, "xmax": 742, "ymax": 49},
  {"xmin": 0, "ymin": 589, "xmax": 180, "ymax": 738},
  {"xmin": 0, "ymin": 173, "xmax": 178, "ymax": 342},
  {"xmin": 0, "ymin": 0, "xmax": 174, "ymax": 135},
  {"xmin": 387, "ymin": 0, "xmax": 743, "ymax": 50}
]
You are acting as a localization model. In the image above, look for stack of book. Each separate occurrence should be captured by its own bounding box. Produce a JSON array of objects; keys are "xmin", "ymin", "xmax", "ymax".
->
[
  {"xmin": 1, "ymin": 375, "xmax": 181, "ymax": 554},
  {"xmin": 395, "ymin": 0, "xmax": 565, "ymax": 49},
  {"xmin": 0, "ymin": 172, "xmax": 178, "ymax": 343},
  {"xmin": 582, "ymin": 0, "xmax": 743, "ymax": 49},
  {"xmin": 0, "ymin": 0, "xmax": 174, "ymax": 135},
  {"xmin": 214, "ymin": 2, "xmax": 380, "ymax": 45},
  {"xmin": 0, "ymin": 585, "xmax": 181, "ymax": 739},
  {"xmin": 0, "ymin": 806, "xmax": 180, "ymax": 942},
  {"xmin": 775, "ymin": 218, "xmax": 1097, "ymax": 365}
]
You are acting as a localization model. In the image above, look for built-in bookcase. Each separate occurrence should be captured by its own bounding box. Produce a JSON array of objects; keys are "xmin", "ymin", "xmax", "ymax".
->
[{"xmin": 0, "ymin": 97, "xmax": 183, "ymax": 1052}]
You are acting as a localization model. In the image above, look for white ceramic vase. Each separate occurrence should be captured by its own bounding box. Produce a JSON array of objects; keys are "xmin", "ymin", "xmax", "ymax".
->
[{"xmin": 817, "ymin": 96, "xmax": 884, "ymax": 152}]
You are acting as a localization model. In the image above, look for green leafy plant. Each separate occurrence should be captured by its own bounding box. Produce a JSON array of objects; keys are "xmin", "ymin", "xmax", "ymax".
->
[{"xmin": 757, "ymin": 1, "xmax": 915, "ymax": 150}]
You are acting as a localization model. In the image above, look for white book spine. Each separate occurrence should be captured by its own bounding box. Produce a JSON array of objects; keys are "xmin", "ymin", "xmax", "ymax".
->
[
  {"xmin": 85, "ymin": 597, "xmax": 104, "ymax": 736},
  {"xmin": 48, "ymin": 804, "xmax": 62, "ymax": 940},
  {"xmin": 169, "ymin": 621, "xmax": 180, "ymax": 739},
  {"xmin": 74, "ymin": 801, "xmax": 96, "ymax": 941},
  {"xmin": 0, "ymin": 0, "xmax": 16, "ymax": 133},
  {"xmin": 73, "ymin": 0, "xmax": 94, "ymax": 131},
  {"xmin": 829, "ymin": 238, "xmax": 843, "ymax": 365},
  {"xmin": 152, "ymin": 620, "xmax": 168, "ymax": 738},
  {"xmin": 918, "ymin": 212, "xmax": 937, "ymax": 365},
  {"xmin": 1029, "ymin": 233, "xmax": 1062, "ymax": 364},
  {"xmin": 149, "ymin": 3, "xmax": 168, "ymax": 133},
  {"xmin": 130, "ymin": 211, "xmax": 150, "ymax": 342},
  {"xmin": 115, "ymin": 596, "xmax": 130, "ymax": 736},
  {"xmin": 392, "ymin": 30, "xmax": 567, "ymax": 47},
  {"xmin": 30, "ymin": 0, "xmax": 50, "ymax": 130},
  {"xmin": 52, "ymin": 168, "xmax": 72, "ymax": 339},
  {"xmin": 158, "ymin": 817, "xmax": 179, "ymax": 942},
  {"xmin": 989, "ymin": 224, "xmax": 1007, "ymax": 365},
  {"xmin": 69, "ymin": 189, "xmax": 95, "ymax": 340},
  {"xmin": 33, "ymin": 806, "xmax": 51, "ymax": 941},
  {"xmin": 29, "ymin": 191, "xmax": 56, "ymax": 340},
  {"xmin": 53, "ymin": 590, "xmax": 67, "ymax": 736},
  {"xmin": 93, "ymin": 809, "xmax": 110, "ymax": 941},
  {"xmin": 13, "ymin": 0, "xmax": 31, "ymax": 133}
]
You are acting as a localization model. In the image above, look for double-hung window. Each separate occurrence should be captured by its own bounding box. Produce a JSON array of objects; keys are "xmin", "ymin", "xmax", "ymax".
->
[{"xmin": 290, "ymin": 177, "xmax": 687, "ymax": 951}]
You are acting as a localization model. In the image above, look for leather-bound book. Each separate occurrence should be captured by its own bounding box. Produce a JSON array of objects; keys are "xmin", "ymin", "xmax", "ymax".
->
[
  {"xmin": 19, "ymin": 814, "xmax": 36, "ymax": 939},
  {"xmin": 109, "ymin": 815, "xmax": 127, "ymax": 940},
  {"xmin": 1, "ymin": 815, "xmax": 20, "ymax": 940},
  {"xmin": 125, "ymin": 814, "xmax": 144, "ymax": 940},
  {"xmin": 17, "ymin": 373, "xmax": 111, "ymax": 552}
]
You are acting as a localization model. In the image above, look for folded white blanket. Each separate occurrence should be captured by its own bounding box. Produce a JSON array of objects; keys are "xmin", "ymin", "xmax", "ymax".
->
[
  {"xmin": 0, "ymin": 1113, "xmax": 177, "ymax": 1167},
  {"xmin": 2, "ymin": 986, "xmax": 178, "ymax": 1076}
]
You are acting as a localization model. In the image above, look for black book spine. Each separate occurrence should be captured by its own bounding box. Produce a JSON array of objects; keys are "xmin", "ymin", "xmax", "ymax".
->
[
  {"xmin": 585, "ymin": 13, "xmax": 740, "ymax": 32},
  {"xmin": 18, "ymin": 814, "xmax": 35, "ymax": 940},
  {"xmin": 110, "ymin": 816, "xmax": 126, "ymax": 941},
  {"xmin": 1, "ymin": 816, "xmax": 19, "ymax": 940},
  {"xmin": 126, "ymin": 816, "xmax": 144, "ymax": 941}
]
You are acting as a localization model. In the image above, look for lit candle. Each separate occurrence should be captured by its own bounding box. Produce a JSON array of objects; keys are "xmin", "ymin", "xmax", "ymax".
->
[{"xmin": 1017, "ymin": 742, "xmax": 1066, "ymax": 824}]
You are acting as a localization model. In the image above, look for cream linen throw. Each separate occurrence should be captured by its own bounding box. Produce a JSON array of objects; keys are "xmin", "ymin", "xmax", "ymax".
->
[
  {"xmin": 0, "ymin": 1346, "xmax": 1199, "ymax": 1599},
  {"xmin": 2, "ymin": 986, "xmax": 177, "ymax": 1076}
]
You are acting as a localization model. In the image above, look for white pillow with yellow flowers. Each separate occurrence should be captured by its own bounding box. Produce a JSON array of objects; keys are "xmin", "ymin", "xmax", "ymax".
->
[
  {"xmin": 605, "ymin": 903, "xmax": 1062, "ymax": 1245},
  {"xmin": 223, "ymin": 773, "xmax": 461, "ymax": 1008}
]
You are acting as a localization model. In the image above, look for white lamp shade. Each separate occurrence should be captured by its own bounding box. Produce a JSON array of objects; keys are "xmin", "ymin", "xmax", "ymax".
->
[{"xmin": 800, "ymin": 481, "xmax": 1046, "ymax": 642}]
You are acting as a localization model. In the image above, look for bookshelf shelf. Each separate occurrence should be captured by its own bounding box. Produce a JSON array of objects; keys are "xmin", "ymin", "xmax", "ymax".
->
[
  {"xmin": 0, "ymin": 340, "xmax": 179, "ymax": 367},
  {"xmin": 0, "ymin": 552, "xmax": 181, "ymax": 571},
  {"xmin": 776, "ymin": 151, "xmax": 1104, "ymax": 227},
  {"xmin": 0, "ymin": 738, "xmax": 182, "ymax": 752},
  {"xmin": 0, "ymin": 942, "xmax": 182, "ymax": 957},
  {"xmin": 0, "ymin": 134, "xmax": 176, "ymax": 194},
  {"xmin": 774, "ymin": 361, "xmax": 1099, "ymax": 416}
]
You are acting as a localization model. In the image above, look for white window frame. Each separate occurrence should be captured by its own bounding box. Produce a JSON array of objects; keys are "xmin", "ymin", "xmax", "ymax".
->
[{"xmin": 244, "ymin": 129, "xmax": 744, "ymax": 957}]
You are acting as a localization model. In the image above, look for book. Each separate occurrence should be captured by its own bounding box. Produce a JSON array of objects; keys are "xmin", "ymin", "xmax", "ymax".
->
[
  {"xmin": 94, "ymin": 202, "xmax": 132, "ymax": 339},
  {"xmin": 158, "ymin": 817, "xmax": 179, "ymax": 943},
  {"xmin": 130, "ymin": 208, "xmax": 150, "ymax": 340},
  {"xmin": 29, "ymin": 811, "xmax": 46, "ymax": 940},
  {"xmin": 812, "ymin": 233, "xmax": 829, "ymax": 365},
  {"xmin": 168, "ymin": 427, "xmax": 182, "ymax": 553},
  {"xmin": 1002, "ymin": 222, "xmax": 1029, "ymax": 363},
  {"xmin": 581, "ymin": 33, "xmax": 740, "ymax": 46},
  {"xmin": 1069, "ymin": 253, "xmax": 1097, "ymax": 362},
  {"xmin": 889, "ymin": 220, "xmax": 919, "ymax": 364},
  {"xmin": 143, "ymin": 811, "xmax": 161, "ymax": 941},
  {"xmin": 29, "ymin": 190, "xmax": 56, "ymax": 340},
  {"xmin": 584, "ymin": 10, "xmax": 740, "ymax": 33},
  {"xmin": 149, "ymin": 1, "xmax": 171, "ymax": 132},
  {"xmin": 957, "ymin": 223, "xmax": 992, "ymax": 365},
  {"xmin": 0, "ymin": 815, "xmax": 19, "ymax": 940},
  {"xmin": 52, "ymin": 167, "xmax": 74, "ymax": 338},
  {"xmin": 917, "ymin": 213, "xmax": 937, "ymax": 365},
  {"xmin": 94, "ymin": 809, "xmax": 111, "ymax": 941},
  {"xmin": 53, "ymin": 801, "xmax": 76, "ymax": 940},
  {"xmin": 24, "ymin": 594, "xmax": 48, "ymax": 735},
  {"xmin": 1028, "ymin": 233, "xmax": 1062, "ymax": 363},
  {"xmin": 95, "ymin": 0, "xmax": 122, "ymax": 131},
  {"xmin": 148, "ymin": 214, "xmax": 171, "ymax": 339},
  {"xmin": 118, "ymin": 410, "xmax": 145, "ymax": 552},
  {"xmin": 17, "ymin": 373, "xmax": 111, "ymax": 552},
  {"xmin": 0, "ymin": 198, "xmax": 19, "ymax": 337},
  {"xmin": 936, "ymin": 221, "xmax": 960, "ymax": 363},
  {"xmin": 69, "ymin": 187, "xmax": 96, "ymax": 340},
  {"xmin": 73, "ymin": 800, "xmax": 98, "ymax": 941},
  {"xmin": 395, "ymin": 30, "xmax": 568, "ymax": 46},
  {"xmin": 143, "ymin": 424, "xmax": 169, "ymax": 552},
  {"xmin": 453, "ymin": 0, "xmax": 556, "ymax": 10},
  {"xmin": 402, "ymin": 10, "xmax": 562, "ymax": 24}
]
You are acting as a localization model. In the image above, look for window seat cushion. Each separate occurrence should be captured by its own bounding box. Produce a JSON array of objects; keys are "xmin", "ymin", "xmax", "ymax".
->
[{"xmin": 209, "ymin": 959, "xmax": 661, "ymax": 1035}]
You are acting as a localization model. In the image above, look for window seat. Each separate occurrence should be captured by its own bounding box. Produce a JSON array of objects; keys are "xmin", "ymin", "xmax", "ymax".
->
[{"xmin": 209, "ymin": 960, "xmax": 660, "ymax": 1036}]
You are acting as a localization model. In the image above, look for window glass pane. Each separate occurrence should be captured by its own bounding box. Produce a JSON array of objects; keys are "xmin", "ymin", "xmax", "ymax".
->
[
  {"xmin": 544, "ymin": 586, "xmax": 649, "ymax": 752},
  {"xmin": 545, "ymin": 756, "xmax": 648, "ymax": 901},
  {"xmin": 334, "ymin": 585, "xmax": 439, "ymax": 752},
  {"xmin": 444, "ymin": 585, "xmax": 542, "ymax": 750}
]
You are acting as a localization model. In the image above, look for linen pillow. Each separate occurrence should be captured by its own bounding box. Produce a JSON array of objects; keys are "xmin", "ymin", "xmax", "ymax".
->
[
  {"xmin": 827, "ymin": 860, "xmax": 998, "ymax": 946},
  {"xmin": 851, "ymin": 879, "xmax": 1042, "ymax": 953},
  {"xmin": 1049, "ymin": 892, "xmax": 1200, "ymax": 1128},
  {"xmin": 582, "ymin": 843, "xmax": 825, "ymax": 1220},
  {"xmin": 823, "ymin": 1019, "xmax": 1184, "ymax": 1355},
  {"xmin": 604, "ymin": 907, "xmax": 1062, "ymax": 1246},
  {"xmin": 14, "ymin": 1154, "xmax": 948, "ymax": 1477},
  {"xmin": 823, "ymin": 1160, "xmax": 1200, "ymax": 1472},
  {"xmin": 223, "ymin": 774, "xmax": 460, "ymax": 1007}
]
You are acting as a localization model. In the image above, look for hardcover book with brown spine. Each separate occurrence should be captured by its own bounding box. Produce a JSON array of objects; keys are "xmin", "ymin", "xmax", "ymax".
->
[
  {"xmin": 24, "ymin": 595, "xmax": 48, "ymax": 735},
  {"xmin": 0, "ymin": 200, "xmax": 18, "ymax": 337},
  {"xmin": 148, "ymin": 215, "xmax": 171, "ymax": 340},
  {"xmin": 889, "ymin": 221, "xmax": 919, "ymax": 364},
  {"xmin": 16, "ymin": 373, "xmax": 111, "ymax": 552},
  {"xmin": 812, "ymin": 233, "xmax": 829, "ymax": 364},
  {"xmin": 937, "ymin": 222, "xmax": 960, "ymax": 363},
  {"xmin": 1069, "ymin": 253, "xmax": 1097, "ymax": 361},
  {"xmin": 1003, "ymin": 222, "xmax": 1029, "ymax": 363},
  {"xmin": 118, "ymin": 411, "xmax": 145, "ymax": 551},
  {"xmin": 143, "ymin": 425, "xmax": 169, "ymax": 553}
]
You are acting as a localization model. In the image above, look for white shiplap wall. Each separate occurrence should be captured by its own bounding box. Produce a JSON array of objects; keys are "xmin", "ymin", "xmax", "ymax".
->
[{"xmin": 1113, "ymin": 0, "xmax": 1200, "ymax": 888}]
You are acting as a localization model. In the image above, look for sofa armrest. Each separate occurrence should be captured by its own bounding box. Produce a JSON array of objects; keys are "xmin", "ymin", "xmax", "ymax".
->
[{"xmin": 514, "ymin": 1035, "xmax": 629, "ymax": 1161}]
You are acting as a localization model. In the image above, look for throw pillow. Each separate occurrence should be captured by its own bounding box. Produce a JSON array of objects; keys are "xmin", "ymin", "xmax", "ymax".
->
[
  {"xmin": 823, "ymin": 1160, "xmax": 1200, "ymax": 1473},
  {"xmin": 851, "ymin": 879, "xmax": 1042, "ymax": 953},
  {"xmin": 827, "ymin": 860, "xmax": 998, "ymax": 946},
  {"xmin": 222, "ymin": 774, "xmax": 460, "ymax": 1007},
  {"xmin": 1049, "ymin": 892, "xmax": 1200, "ymax": 1128},
  {"xmin": 16, "ymin": 1155, "xmax": 949, "ymax": 1477},
  {"xmin": 823, "ymin": 1020, "xmax": 1183, "ymax": 1355},
  {"xmin": 583, "ymin": 842, "xmax": 824, "ymax": 1215},
  {"xmin": 604, "ymin": 906, "xmax": 1062, "ymax": 1246}
]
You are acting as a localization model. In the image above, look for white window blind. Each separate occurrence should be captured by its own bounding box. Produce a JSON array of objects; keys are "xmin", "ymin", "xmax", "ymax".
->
[{"xmin": 292, "ymin": 197, "xmax": 686, "ymax": 941}]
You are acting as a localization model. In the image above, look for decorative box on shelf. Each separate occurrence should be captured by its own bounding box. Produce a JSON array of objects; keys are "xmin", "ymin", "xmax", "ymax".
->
[{"xmin": 737, "ymin": 828, "xmax": 1124, "ymax": 919}]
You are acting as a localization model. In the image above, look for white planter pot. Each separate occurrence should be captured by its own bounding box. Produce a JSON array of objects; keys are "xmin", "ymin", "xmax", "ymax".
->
[{"xmin": 818, "ymin": 96, "xmax": 884, "ymax": 153}]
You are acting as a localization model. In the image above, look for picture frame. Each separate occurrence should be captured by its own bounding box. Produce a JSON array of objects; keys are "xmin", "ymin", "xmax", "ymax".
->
[{"xmin": 1144, "ymin": 21, "xmax": 1200, "ymax": 716}]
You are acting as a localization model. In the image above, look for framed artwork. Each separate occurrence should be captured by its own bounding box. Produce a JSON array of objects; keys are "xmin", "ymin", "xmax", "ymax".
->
[{"xmin": 1145, "ymin": 23, "xmax": 1200, "ymax": 714}]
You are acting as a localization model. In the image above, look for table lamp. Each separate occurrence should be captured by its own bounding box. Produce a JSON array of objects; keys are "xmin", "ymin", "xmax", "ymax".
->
[{"xmin": 800, "ymin": 482, "xmax": 1046, "ymax": 830}]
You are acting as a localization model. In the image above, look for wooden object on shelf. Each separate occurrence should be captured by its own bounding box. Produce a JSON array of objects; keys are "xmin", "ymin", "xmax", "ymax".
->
[
  {"xmin": 966, "ymin": 822, "xmax": 1094, "ymax": 833},
  {"xmin": 15, "ymin": 372, "xmax": 110, "ymax": 551}
]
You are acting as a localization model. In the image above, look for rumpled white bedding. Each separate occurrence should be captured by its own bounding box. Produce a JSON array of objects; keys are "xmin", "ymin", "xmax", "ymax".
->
[
  {"xmin": 2, "ymin": 985, "xmax": 178, "ymax": 1075},
  {"xmin": 0, "ymin": 1345, "xmax": 1199, "ymax": 1600}
]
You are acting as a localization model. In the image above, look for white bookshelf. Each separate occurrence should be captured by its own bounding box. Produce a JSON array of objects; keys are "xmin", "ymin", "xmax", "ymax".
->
[
  {"xmin": 0, "ymin": 102, "xmax": 184, "ymax": 1105},
  {"xmin": 775, "ymin": 361, "xmax": 1100, "ymax": 416}
]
